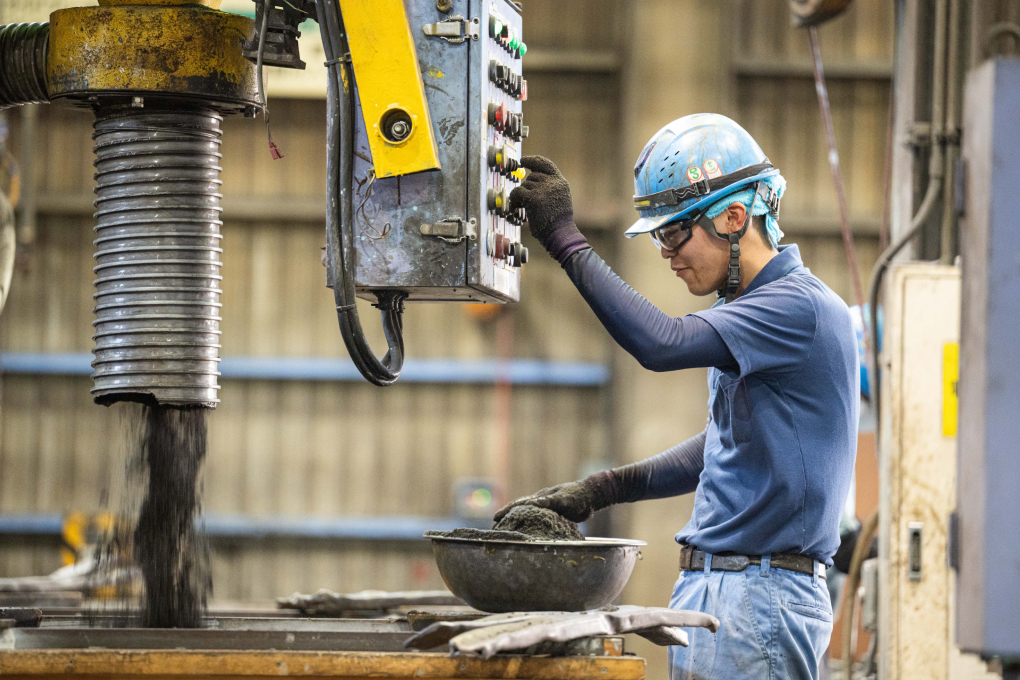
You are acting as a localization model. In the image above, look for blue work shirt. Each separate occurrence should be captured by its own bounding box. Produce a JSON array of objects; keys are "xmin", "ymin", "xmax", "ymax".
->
[{"xmin": 679, "ymin": 244, "xmax": 859, "ymax": 564}]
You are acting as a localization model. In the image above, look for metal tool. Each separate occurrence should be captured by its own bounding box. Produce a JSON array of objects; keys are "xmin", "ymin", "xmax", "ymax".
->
[{"xmin": 426, "ymin": 536, "xmax": 645, "ymax": 613}]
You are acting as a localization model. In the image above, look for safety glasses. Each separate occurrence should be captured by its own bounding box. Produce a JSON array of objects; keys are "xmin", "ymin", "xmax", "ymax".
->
[{"xmin": 649, "ymin": 210, "xmax": 706, "ymax": 252}]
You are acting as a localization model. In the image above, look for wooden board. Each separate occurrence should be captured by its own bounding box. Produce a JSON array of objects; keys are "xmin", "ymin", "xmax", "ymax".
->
[{"xmin": 0, "ymin": 650, "xmax": 645, "ymax": 680}]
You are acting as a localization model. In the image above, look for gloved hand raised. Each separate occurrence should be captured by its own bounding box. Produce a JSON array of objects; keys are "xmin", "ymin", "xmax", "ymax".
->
[
  {"xmin": 508, "ymin": 156, "xmax": 589, "ymax": 264},
  {"xmin": 493, "ymin": 470, "xmax": 621, "ymax": 524}
]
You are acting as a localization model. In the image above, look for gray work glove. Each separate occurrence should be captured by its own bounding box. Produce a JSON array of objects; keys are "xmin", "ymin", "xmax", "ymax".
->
[
  {"xmin": 508, "ymin": 156, "xmax": 589, "ymax": 264},
  {"xmin": 493, "ymin": 470, "xmax": 622, "ymax": 524}
]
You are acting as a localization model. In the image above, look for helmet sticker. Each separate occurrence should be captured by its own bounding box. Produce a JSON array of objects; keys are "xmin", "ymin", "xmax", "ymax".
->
[
  {"xmin": 634, "ymin": 139, "xmax": 658, "ymax": 178},
  {"xmin": 703, "ymin": 159, "xmax": 723, "ymax": 179},
  {"xmin": 686, "ymin": 166, "xmax": 704, "ymax": 183}
]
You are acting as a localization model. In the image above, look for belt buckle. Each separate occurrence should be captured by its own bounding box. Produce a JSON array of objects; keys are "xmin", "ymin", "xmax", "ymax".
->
[
  {"xmin": 679, "ymin": 545, "xmax": 693, "ymax": 571},
  {"xmin": 729, "ymin": 555, "xmax": 751, "ymax": 571}
]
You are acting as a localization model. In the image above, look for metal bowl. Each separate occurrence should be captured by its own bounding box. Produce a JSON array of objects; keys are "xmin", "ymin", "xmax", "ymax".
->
[{"xmin": 427, "ymin": 536, "xmax": 645, "ymax": 613}]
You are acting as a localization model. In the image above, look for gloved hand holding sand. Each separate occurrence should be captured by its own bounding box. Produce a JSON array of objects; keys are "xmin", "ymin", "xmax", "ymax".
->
[
  {"xmin": 426, "ymin": 506, "xmax": 583, "ymax": 542},
  {"xmin": 493, "ymin": 505, "xmax": 584, "ymax": 541}
]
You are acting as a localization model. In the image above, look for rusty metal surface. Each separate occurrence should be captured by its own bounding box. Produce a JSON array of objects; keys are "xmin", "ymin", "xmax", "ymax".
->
[
  {"xmin": 100, "ymin": 0, "xmax": 223, "ymax": 7},
  {"xmin": 47, "ymin": 5, "xmax": 257, "ymax": 110}
]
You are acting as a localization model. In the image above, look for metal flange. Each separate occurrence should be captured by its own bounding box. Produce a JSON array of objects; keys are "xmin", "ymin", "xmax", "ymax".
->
[{"xmin": 47, "ymin": 4, "xmax": 259, "ymax": 111}]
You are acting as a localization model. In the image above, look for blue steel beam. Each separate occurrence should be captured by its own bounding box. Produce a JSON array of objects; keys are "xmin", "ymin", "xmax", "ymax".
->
[
  {"xmin": 0, "ymin": 514, "xmax": 487, "ymax": 541},
  {"xmin": 0, "ymin": 353, "xmax": 608, "ymax": 387}
]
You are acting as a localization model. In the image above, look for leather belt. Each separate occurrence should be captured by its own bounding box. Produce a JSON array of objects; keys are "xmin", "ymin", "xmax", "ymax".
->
[{"xmin": 678, "ymin": 544, "xmax": 824, "ymax": 579}]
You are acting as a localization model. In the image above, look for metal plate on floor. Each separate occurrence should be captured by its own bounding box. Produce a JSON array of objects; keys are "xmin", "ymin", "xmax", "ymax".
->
[{"xmin": 1, "ymin": 618, "xmax": 424, "ymax": 652}]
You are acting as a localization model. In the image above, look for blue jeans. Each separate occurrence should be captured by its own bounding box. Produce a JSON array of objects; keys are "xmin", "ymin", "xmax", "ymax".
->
[{"xmin": 667, "ymin": 556, "xmax": 833, "ymax": 680}]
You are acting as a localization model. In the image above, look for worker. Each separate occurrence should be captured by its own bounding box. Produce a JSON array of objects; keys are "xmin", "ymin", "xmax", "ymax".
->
[{"xmin": 498, "ymin": 113, "xmax": 858, "ymax": 680}]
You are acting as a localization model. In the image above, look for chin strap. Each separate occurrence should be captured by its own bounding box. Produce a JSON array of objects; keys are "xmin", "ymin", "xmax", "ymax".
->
[
  {"xmin": 705, "ymin": 181, "xmax": 780, "ymax": 304},
  {"xmin": 722, "ymin": 232, "xmax": 744, "ymax": 303},
  {"xmin": 722, "ymin": 213, "xmax": 754, "ymax": 303}
]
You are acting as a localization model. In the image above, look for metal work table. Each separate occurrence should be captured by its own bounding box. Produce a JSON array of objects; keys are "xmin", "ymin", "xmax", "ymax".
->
[{"xmin": 0, "ymin": 616, "xmax": 646, "ymax": 680}]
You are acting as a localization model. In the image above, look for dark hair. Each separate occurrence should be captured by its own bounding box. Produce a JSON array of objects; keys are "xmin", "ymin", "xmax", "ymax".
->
[{"xmin": 750, "ymin": 214, "xmax": 773, "ymax": 247}]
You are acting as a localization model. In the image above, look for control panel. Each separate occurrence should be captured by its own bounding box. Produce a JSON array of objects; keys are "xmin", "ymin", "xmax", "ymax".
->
[{"xmin": 351, "ymin": 0, "xmax": 526, "ymax": 303}]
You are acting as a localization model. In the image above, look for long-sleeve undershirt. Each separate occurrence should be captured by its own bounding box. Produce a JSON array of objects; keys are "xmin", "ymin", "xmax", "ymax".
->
[
  {"xmin": 562, "ymin": 248, "xmax": 737, "ymax": 372},
  {"xmin": 558, "ymin": 246, "xmax": 735, "ymax": 502},
  {"xmin": 611, "ymin": 429, "xmax": 707, "ymax": 502}
]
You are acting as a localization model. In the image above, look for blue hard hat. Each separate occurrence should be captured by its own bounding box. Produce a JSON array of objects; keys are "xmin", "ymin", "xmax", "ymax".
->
[{"xmin": 626, "ymin": 113, "xmax": 779, "ymax": 237}]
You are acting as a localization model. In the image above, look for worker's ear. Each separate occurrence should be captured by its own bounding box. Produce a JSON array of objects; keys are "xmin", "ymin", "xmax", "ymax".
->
[{"xmin": 717, "ymin": 202, "xmax": 748, "ymax": 235}]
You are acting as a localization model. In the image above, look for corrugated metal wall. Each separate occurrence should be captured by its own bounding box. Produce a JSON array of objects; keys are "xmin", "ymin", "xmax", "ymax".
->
[
  {"xmin": 1, "ymin": 0, "xmax": 893, "ymax": 615},
  {"xmin": 0, "ymin": 97, "xmax": 613, "ymax": 599}
]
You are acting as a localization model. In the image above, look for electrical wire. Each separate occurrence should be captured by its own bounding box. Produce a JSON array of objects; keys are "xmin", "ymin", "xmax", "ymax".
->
[
  {"xmin": 256, "ymin": 0, "xmax": 282, "ymax": 159},
  {"xmin": 807, "ymin": 26, "xmax": 871, "ymax": 381},
  {"xmin": 315, "ymin": 0, "xmax": 405, "ymax": 386},
  {"xmin": 870, "ymin": 0, "xmax": 948, "ymax": 429}
]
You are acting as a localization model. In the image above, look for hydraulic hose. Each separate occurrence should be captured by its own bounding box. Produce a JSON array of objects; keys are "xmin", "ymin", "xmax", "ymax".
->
[
  {"xmin": 316, "ymin": 0, "xmax": 405, "ymax": 386},
  {"xmin": 0, "ymin": 22, "xmax": 50, "ymax": 110},
  {"xmin": 841, "ymin": 508, "xmax": 879, "ymax": 680}
]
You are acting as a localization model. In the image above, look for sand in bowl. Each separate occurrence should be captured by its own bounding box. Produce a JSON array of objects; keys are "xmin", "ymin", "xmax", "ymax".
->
[{"xmin": 427, "ymin": 505, "xmax": 584, "ymax": 542}]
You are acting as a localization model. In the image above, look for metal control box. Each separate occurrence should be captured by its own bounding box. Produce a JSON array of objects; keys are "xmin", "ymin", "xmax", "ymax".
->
[
  {"xmin": 956, "ymin": 58, "xmax": 1020, "ymax": 662},
  {"xmin": 351, "ymin": 0, "xmax": 526, "ymax": 303}
]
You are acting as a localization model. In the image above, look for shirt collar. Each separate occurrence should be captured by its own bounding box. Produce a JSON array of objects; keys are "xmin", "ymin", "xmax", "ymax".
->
[{"xmin": 741, "ymin": 244, "xmax": 804, "ymax": 297}]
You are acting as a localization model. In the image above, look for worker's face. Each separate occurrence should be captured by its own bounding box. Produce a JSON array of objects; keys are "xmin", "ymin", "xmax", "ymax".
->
[{"xmin": 660, "ymin": 203, "xmax": 746, "ymax": 296}]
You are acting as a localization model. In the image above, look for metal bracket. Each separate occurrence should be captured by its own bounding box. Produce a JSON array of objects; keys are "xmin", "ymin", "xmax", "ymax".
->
[
  {"xmin": 422, "ymin": 15, "xmax": 480, "ymax": 44},
  {"xmin": 420, "ymin": 217, "xmax": 477, "ymax": 243}
]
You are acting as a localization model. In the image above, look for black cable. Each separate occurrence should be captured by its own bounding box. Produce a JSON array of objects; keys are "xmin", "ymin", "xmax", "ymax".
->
[{"xmin": 315, "ymin": 0, "xmax": 405, "ymax": 385}]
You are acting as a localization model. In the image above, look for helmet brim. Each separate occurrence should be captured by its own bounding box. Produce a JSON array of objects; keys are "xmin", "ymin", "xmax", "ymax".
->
[
  {"xmin": 625, "ymin": 213, "xmax": 677, "ymax": 237},
  {"xmin": 624, "ymin": 169, "xmax": 780, "ymax": 238}
]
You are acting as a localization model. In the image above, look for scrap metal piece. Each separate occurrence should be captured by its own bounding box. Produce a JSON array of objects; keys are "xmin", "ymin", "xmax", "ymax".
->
[
  {"xmin": 0, "ymin": 609, "xmax": 41, "ymax": 629},
  {"xmin": 277, "ymin": 589, "xmax": 462, "ymax": 616},
  {"xmin": 403, "ymin": 606, "xmax": 719, "ymax": 658}
]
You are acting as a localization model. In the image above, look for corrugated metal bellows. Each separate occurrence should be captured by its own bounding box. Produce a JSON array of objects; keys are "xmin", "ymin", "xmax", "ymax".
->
[
  {"xmin": 0, "ymin": 22, "xmax": 50, "ymax": 110},
  {"xmin": 91, "ymin": 107, "xmax": 224, "ymax": 408}
]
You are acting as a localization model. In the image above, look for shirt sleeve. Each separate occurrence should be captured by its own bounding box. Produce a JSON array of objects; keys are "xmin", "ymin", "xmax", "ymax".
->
[
  {"xmin": 610, "ymin": 429, "xmax": 706, "ymax": 501},
  {"xmin": 562, "ymin": 248, "xmax": 736, "ymax": 371},
  {"xmin": 692, "ymin": 280, "xmax": 817, "ymax": 376}
]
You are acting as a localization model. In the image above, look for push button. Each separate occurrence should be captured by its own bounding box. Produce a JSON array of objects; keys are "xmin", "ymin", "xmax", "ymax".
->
[{"xmin": 487, "ymin": 187, "xmax": 509, "ymax": 215}]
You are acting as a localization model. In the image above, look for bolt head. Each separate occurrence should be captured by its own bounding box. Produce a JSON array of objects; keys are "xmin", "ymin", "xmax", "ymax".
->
[{"xmin": 388, "ymin": 120, "xmax": 411, "ymax": 141}]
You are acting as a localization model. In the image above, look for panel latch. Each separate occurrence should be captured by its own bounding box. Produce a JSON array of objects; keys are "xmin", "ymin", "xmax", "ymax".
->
[
  {"xmin": 422, "ymin": 15, "xmax": 480, "ymax": 44},
  {"xmin": 908, "ymin": 522, "xmax": 923, "ymax": 581},
  {"xmin": 420, "ymin": 217, "xmax": 478, "ymax": 243}
]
